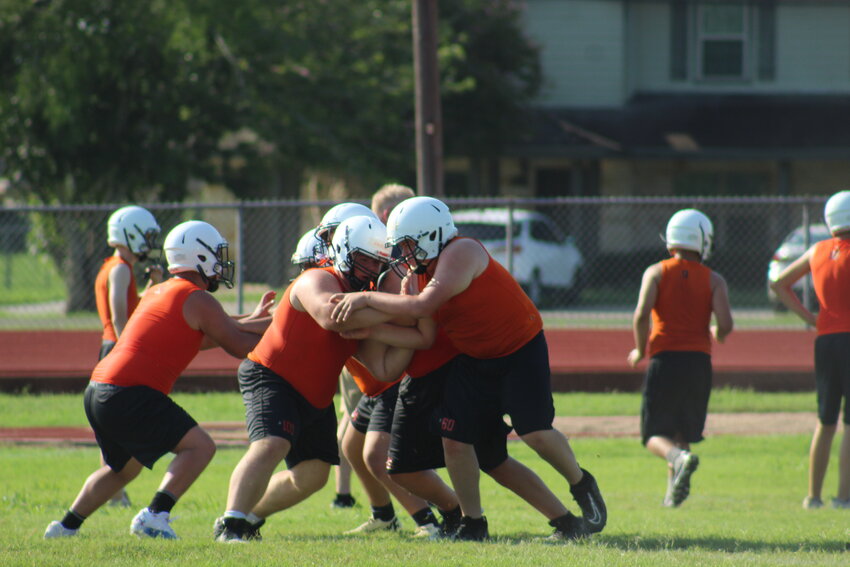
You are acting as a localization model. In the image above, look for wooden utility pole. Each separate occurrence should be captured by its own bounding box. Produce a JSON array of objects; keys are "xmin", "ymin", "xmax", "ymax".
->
[{"xmin": 412, "ymin": 0, "xmax": 444, "ymax": 196}]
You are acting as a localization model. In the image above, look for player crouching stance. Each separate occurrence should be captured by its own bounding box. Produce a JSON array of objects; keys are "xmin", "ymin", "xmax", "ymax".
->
[
  {"xmin": 44, "ymin": 221, "xmax": 273, "ymax": 540},
  {"xmin": 214, "ymin": 216, "xmax": 427, "ymax": 543}
]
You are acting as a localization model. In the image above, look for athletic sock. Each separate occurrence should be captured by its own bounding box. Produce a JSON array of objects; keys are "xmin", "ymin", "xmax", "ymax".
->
[
  {"xmin": 371, "ymin": 503, "xmax": 395, "ymax": 522},
  {"xmin": 224, "ymin": 510, "xmax": 247, "ymax": 520},
  {"xmin": 666, "ymin": 447, "xmax": 684, "ymax": 464},
  {"xmin": 148, "ymin": 490, "xmax": 177, "ymax": 514},
  {"xmin": 61, "ymin": 510, "xmax": 86, "ymax": 530},
  {"xmin": 411, "ymin": 507, "xmax": 439, "ymax": 527},
  {"xmin": 246, "ymin": 513, "xmax": 263, "ymax": 525}
]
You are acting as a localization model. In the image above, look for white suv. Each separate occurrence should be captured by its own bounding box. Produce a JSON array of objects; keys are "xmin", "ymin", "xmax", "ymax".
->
[{"xmin": 452, "ymin": 208, "xmax": 584, "ymax": 306}]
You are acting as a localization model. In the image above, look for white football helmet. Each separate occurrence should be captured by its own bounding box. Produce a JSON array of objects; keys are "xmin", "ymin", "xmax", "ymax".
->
[
  {"xmin": 824, "ymin": 190, "xmax": 850, "ymax": 235},
  {"xmin": 386, "ymin": 196, "xmax": 457, "ymax": 273},
  {"xmin": 331, "ymin": 215, "xmax": 390, "ymax": 290},
  {"xmin": 664, "ymin": 208, "xmax": 714, "ymax": 260},
  {"xmin": 164, "ymin": 220, "xmax": 234, "ymax": 291},
  {"xmin": 291, "ymin": 229, "xmax": 322, "ymax": 268},
  {"xmin": 107, "ymin": 205, "xmax": 160, "ymax": 259}
]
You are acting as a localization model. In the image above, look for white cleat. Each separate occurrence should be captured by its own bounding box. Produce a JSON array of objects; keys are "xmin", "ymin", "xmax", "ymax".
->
[
  {"xmin": 44, "ymin": 521, "xmax": 78, "ymax": 539},
  {"xmin": 130, "ymin": 508, "xmax": 178, "ymax": 539}
]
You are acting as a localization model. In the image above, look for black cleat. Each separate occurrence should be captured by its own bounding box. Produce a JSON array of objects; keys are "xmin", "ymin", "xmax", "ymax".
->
[
  {"xmin": 452, "ymin": 516, "xmax": 489, "ymax": 542},
  {"xmin": 331, "ymin": 494, "xmax": 357, "ymax": 509},
  {"xmin": 213, "ymin": 516, "xmax": 264, "ymax": 543},
  {"xmin": 546, "ymin": 512, "xmax": 589, "ymax": 541},
  {"xmin": 570, "ymin": 468, "xmax": 607, "ymax": 534}
]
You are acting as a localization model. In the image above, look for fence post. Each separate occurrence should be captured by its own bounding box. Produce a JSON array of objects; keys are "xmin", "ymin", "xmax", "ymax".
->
[
  {"xmin": 506, "ymin": 199, "xmax": 515, "ymax": 274},
  {"xmin": 801, "ymin": 203, "xmax": 812, "ymax": 315},
  {"xmin": 236, "ymin": 202, "xmax": 245, "ymax": 314}
]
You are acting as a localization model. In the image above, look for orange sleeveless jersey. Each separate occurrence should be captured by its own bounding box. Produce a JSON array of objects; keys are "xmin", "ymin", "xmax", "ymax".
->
[
  {"xmin": 345, "ymin": 357, "xmax": 397, "ymax": 397},
  {"xmin": 248, "ymin": 268, "xmax": 358, "ymax": 409},
  {"xmin": 91, "ymin": 278, "xmax": 204, "ymax": 394},
  {"xmin": 406, "ymin": 326, "xmax": 459, "ymax": 378},
  {"xmin": 433, "ymin": 239, "xmax": 543, "ymax": 359},
  {"xmin": 811, "ymin": 237, "xmax": 850, "ymax": 335},
  {"xmin": 648, "ymin": 257, "xmax": 713, "ymax": 357},
  {"xmin": 95, "ymin": 256, "xmax": 140, "ymax": 343}
]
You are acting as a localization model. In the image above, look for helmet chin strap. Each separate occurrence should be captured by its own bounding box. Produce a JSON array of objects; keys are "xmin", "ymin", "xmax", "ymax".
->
[{"xmin": 196, "ymin": 265, "xmax": 219, "ymax": 292}]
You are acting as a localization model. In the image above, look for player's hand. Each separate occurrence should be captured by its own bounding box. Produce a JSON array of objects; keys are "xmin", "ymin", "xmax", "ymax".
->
[
  {"xmin": 250, "ymin": 290, "xmax": 276, "ymax": 319},
  {"xmin": 145, "ymin": 264, "xmax": 164, "ymax": 284},
  {"xmin": 627, "ymin": 348, "xmax": 644, "ymax": 368},
  {"xmin": 400, "ymin": 272, "xmax": 419, "ymax": 296},
  {"xmin": 710, "ymin": 324, "xmax": 724, "ymax": 343},
  {"xmin": 330, "ymin": 292, "xmax": 369, "ymax": 322}
]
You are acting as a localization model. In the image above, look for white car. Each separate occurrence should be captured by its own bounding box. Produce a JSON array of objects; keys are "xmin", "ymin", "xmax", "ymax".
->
[
  {"xmin": 451, "ymin": 208, "xmax": 584, "ymax": 306},
  {"xmin": 766, "ymin": 223, "xmax": 831, "ymax": 308}
]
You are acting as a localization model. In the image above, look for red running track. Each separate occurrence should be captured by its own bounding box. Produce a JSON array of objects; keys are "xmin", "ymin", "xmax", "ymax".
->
[{"xmin": 0, "ymin": 328, "xmax": 814, "ymax": 379}]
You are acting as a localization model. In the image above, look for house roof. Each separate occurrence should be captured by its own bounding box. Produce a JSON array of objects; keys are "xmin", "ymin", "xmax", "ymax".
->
[{"xmin": 514, "ymin": 93, "xmax": 850, "ymax": 159}]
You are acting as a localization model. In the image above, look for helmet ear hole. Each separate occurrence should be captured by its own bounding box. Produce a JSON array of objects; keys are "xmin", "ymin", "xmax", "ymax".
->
[{"xmin": 198, "ymin": 254, "xmax": 207, "ymax": 263}]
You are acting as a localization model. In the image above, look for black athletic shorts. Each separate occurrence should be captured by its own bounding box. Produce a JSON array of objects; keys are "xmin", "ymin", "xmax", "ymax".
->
[
  {"xmin": 84, "ymin": 381, "xmax": 198, "ymax": 471},
  {"xmin": 640, "ymin": 351, "xmax": 712, "ymax": 446},
  {"xmin": 238, "ymin": 359, "xmax": 340, "ymax": 469},
  {"xmin": 387, "ymin": 358, "xmax": 508, "ymax": 474},
  {"xmin": 350, "ymin": 382, "xmax": 400, "ymax": 435},
  {"xmin": 814, "ymin": 333, "xmax": 850, "ymax": 425},
  {"xmin": 439, "ymin": 331, "xmax": 554, "ymax": 441},
  {"xmin": 98, "ymin": 340, "xmax": 116, "ymax": 361}
]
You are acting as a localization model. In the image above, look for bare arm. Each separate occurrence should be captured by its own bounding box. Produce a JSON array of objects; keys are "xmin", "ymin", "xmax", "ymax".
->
[
  {"xmin": 292, "ymin": 269, "xmax": 398, "ymax": 332},
  {"xmin": 627, "ymin": 264, "xmax": 660, "ymax": 368},
  {"xmin": 769, "ymin": 247, "xmax": 817, "ymax": 327},
  {"xmin": 108, "ymin": 262, "xmax": 133, "ymax": 338},
  {"xmin": 710, "ymin": 271, "xmax": 734, "ymax": 343},
  {"xmin": 182, "ymin": 291, "xmax": 264, "ymax": 358},
  {"xmin": 344, "ymin": 316, "xmax": 437, "ymax": 351},
  {"xmin": 355, "ymin": 339, "xmax": 412, "ymax": 383},
  {"xmin": 329, "ymin": 239, "xmax": 486, "ymax": 322}
]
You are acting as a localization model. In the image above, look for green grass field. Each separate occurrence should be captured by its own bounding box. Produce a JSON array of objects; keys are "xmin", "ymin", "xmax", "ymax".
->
[
  {"xmin": 1, "ymin": 437, "xmax": 847, "ymax": 566},
  {"xmin": 0, "ymin": 388, "xmax": 819, "ymax": 428},
  {"xmin": 1, "ymin": 390, "xmax": 847, "ymax": 566}
]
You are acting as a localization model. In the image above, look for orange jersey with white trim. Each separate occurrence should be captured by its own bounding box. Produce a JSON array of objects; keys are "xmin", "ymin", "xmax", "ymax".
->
[
  {"xmin": 811, "ymin": 237, "xmax": 850, "ymax": 335},
  {"xmin": 95, "ymin": 256, "xmax": 140, "ymax": 343},
  {"xmin": 248, "ymin": 268, "xmax": 358, "ymax": 408},
  {"xmin": 433, "ymin": 240, "xmax": 543, "ymax": 359},
  {"xmin": 91, "ymin": 278, "xmax": 204, "ymax": 394},
  {"xmin": 648, "ymin": 257, "xmax": 713, "ymax": 357}
]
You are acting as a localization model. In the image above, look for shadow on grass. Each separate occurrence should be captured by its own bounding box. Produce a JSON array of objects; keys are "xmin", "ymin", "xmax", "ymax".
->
[{"xmin": 494, "ymin": 532, "xmax": 848, "ymax": 553}]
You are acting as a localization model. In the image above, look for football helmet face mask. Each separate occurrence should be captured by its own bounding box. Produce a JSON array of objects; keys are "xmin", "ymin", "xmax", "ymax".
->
[
  {"xmin": 107, "ymin": 205, "xmax": 160, "ymax": 260},
  {"xmin": 824, "ymin": 190, "xmax": 850, "ymax": 235},
  {"xmin": 315, "ymin": 203, "xmax": 378, "ymax": 264},
  {"xmin": 331, "ymin": 215, "xmax": 390, "ymax": 291},
  {"xmin": 164, "ymin": 220, "xmax": 235, "ymax": 292},
  {"xmin": 385, "ymin": 196, "xmax": 457, "ymax": 277},
  {"xmin": 663, "ymin": 208, "xmax": 714, "ymax": 261}
]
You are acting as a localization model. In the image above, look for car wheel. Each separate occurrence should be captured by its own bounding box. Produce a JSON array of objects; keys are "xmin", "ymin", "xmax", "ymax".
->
[{"xmin": 526, "ymin": 270, "xmax": 543, "ymax": 306}]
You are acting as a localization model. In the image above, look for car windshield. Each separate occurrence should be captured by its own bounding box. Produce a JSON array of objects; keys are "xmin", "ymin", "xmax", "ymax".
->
[
  {"xmin": 456, "ymin": 222, "xmax": 520, "ymax": 241},
  {"xmin": 786, "ymin": 226, "xmax": 830, "ymax": 246}
]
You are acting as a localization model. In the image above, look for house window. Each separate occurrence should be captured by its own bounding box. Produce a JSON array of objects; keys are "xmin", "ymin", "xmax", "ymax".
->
[{"xmin": 697, "ymin": 4, "xmax": 749, "ymax": 79}]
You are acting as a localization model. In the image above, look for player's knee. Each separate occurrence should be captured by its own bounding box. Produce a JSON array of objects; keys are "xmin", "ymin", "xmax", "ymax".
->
[{"xmin": 364, "ymin": 449, "xmax": 387, "ymax": 479}]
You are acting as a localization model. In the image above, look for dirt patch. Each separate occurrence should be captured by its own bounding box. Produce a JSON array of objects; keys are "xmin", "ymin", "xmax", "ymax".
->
[
  {"xmin": 553, "ymin": 411, "xmax": 818, "ymax": 438},
  {"xmin": 0, "ymin": 413, "xmax": 818, "ymax": 447}
]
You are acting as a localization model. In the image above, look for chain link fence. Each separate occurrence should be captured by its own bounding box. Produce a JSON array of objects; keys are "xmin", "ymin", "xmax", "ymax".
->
[{"xmin": 0, "ymin": 196, "xmax": 828, "ymax": 330}]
